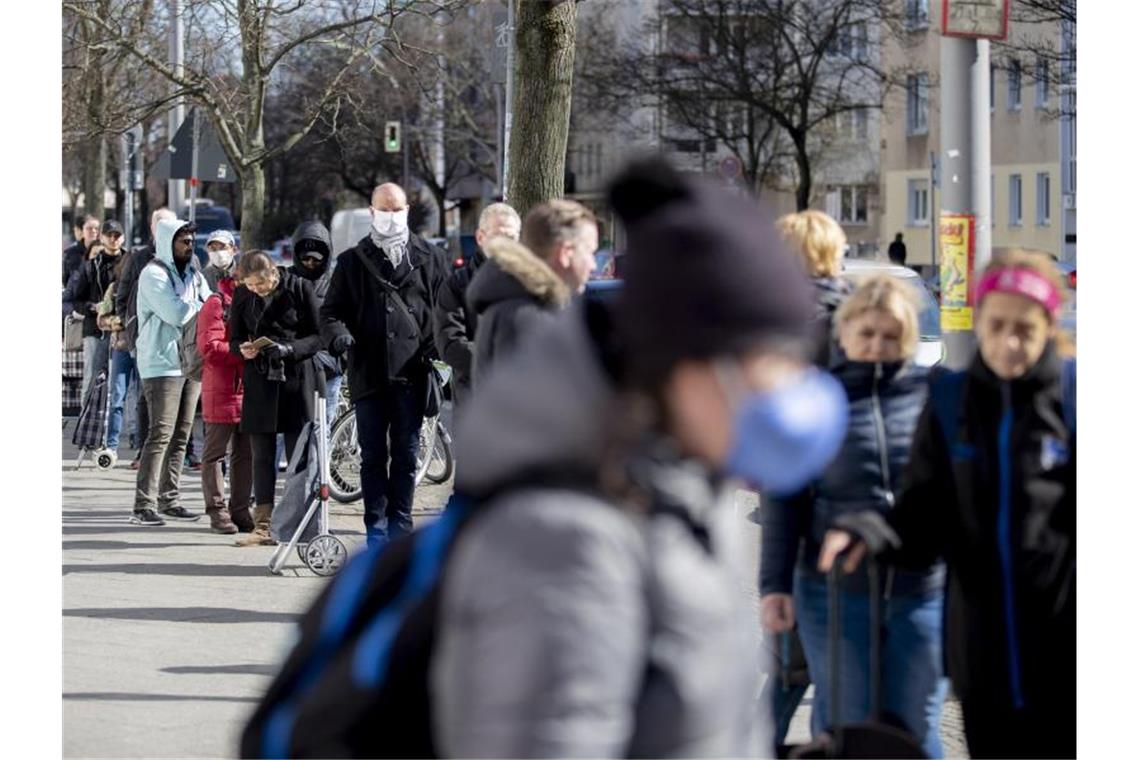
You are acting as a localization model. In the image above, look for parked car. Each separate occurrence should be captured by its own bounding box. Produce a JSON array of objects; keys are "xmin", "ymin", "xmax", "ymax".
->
[
  {"xmin": 842, "ymin": 259, "xmax": 944, "ymax": 367},
  {"xmin": 330, "ymin": 207, "xmax": 371, "ymax": 258},
  {"xmin": 181, "ymin": 200, "xmax": 239, "ymax": 267}
]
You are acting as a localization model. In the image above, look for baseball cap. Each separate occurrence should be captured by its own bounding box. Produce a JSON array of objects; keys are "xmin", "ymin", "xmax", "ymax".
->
[
  {"xmin": 101, "ymin": 220, "xmax": 124, "ymax": 237},
  {"xmin": 206, "ymin": 229, "xmax": 236, "ymax": 247}
]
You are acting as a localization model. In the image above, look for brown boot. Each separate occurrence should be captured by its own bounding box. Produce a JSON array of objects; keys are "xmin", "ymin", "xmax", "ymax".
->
[
  {"xmin": 235, "ymin": 504, "xmax": 277, "ymax": 546},
  {"xmin": 230, "ymin": 502, "xmax": 255, "ymax": 533},
  {"xmin": 207, "ymin": 507, "xmax": 238, "ymax": 535}
]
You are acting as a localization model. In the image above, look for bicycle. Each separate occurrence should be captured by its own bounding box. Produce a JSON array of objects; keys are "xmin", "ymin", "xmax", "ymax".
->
[{"xmin": 327, "ymin": 362, "xmax": 454, "ymax": 503}]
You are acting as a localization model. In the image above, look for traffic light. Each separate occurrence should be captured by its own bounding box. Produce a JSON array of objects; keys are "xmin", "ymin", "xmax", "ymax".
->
[{"xmin": 385, "ymin": 121, "xmax": 401, "ymax": 153}]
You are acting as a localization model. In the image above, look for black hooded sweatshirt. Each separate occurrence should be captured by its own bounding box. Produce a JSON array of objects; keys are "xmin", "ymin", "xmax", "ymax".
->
[{"xmin": 288, "ymin": 221, "xmax": 335, "ymax": 302}]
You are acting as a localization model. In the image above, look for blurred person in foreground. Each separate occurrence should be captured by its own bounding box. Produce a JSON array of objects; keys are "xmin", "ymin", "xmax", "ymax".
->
[
  {"xmin": 819, "ymin": 248, "xmax": 1076, "ymax": 758},
  {"xmin": 762, "ymin": 275, "xmax": 946, "ymax": 757},
  {"xmin": 430, "ymin": 157, "xmax": 849, "ymax": 757}
]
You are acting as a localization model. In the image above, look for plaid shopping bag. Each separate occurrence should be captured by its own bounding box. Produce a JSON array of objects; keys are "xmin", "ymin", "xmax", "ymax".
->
[
  {"xmin": 62, "ymin": 346, "xmax": 84, "ymax": 379},
  {"xmin": 71, "ymin": 367, "xmax": 110, "ymax": 450}
]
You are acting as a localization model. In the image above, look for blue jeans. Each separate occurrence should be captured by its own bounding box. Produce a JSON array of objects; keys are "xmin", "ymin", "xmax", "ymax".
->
[
  {"xmin": 324, "ymin": 374, "xmax": 344, "ymax": 437},
  {"xmin": 794, "ymin": 572, "xmax": 948, "ymax": 759},
  {"xmin": 106, "ymin": 349, "xmax": 135, "ymax": 451},
  {"xmin": 354, "ymin": 382, "xmax": 423, "ymax": 544}
]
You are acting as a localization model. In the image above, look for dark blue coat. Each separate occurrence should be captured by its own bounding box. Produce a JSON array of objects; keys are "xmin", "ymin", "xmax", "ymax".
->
[{"xmin": 760, "ymin": 359, "xmax": 944, "ymax": 597}]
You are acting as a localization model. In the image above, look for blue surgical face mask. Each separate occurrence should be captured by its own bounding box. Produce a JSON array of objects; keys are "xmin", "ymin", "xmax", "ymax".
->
[{"xmin": 717, "ymin": 363, "xmax": 849, "ymax": 496}]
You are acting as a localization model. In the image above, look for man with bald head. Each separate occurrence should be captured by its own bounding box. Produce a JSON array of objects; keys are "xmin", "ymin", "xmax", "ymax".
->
[{"xmin": 320, "ymin": 182, "xmax": 447, "ymax": 546}]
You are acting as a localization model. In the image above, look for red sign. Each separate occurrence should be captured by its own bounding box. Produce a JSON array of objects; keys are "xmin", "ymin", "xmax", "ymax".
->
[{"xmin": 941, "ymin": 0, "xmax": 1010, "ymax": 41}]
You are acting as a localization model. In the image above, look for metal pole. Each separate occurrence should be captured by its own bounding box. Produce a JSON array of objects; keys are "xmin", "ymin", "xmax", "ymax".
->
[
  {"xmin": 939, "ymin": 37, "xmax": 977, "ymax": 369},
  {"xmin": 971, "ymin": 41, "xmax": 992, "ymax": 275},
  {"xmin": 494, "ymin": 82, "xmax": 503, "ymax": 198},
  {"xmin": 188, "ymin": 109, "xmax": 200, "ymax": 224},
  {"xmin": 121, "ymin": 131, "xmax": 134, "ymax": 246},
  {"xmin": 168, "ymin": 0, "xmax": 186, "ymax": 217},
  {"xmin": 403, "ymin": 117, "xmax": 410, "ymax": 195},
  {"xmin": 930, "ymin": 150, "xmax": 937, "ymax": 273},
  {"xmin": 502, "ymin": 0, "xmax": 515, "ymax": 201}
]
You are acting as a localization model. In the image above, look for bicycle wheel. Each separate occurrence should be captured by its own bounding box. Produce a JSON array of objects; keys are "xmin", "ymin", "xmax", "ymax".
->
[
  {"xmin": 423, "ymin": 423, "xmax": 453, "ymax": 484},
  {"xmin": 328, "ymin": 409, "xmax": 364, "ymax": 503},
  {"xmin": 414, "ymin": 417, "xmax": 438, "ymax": 486}
]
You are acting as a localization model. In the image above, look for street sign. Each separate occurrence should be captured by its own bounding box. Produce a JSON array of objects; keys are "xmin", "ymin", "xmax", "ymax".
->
[
  {"xmin": 941, "ymin": 0, "xmax": 1010, "ymax": 41},
  {"xmin": 939, "ymin": 213, "xmax": 976, "ymax": 331},
  {"xmin": 151, "ymin": 108, "xmax": 236, "ymax": 184},
  {"xmin": 719, "ymin": 155, "xmax": 742, "ymax": 180},
  {"xmin": 491, "ymin": 5, "xmax": 509, "ymax": 85},
  {"xmin": 385, "ymin": 121, "xmax": 401, "ymax": 153}
]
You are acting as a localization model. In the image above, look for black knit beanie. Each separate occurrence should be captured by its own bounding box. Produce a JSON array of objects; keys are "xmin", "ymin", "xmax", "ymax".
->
[{"xmin": 608, "ymin": 156, "xmax": 814, "ymax": 388}]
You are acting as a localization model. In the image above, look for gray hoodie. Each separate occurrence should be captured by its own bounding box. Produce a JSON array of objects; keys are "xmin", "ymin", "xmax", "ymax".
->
[{"xmin": 430, "ymin": 303, "xmax": 770, "ymax": 758}]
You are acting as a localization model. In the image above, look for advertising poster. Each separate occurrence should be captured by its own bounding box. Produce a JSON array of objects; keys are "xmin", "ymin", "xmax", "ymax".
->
[{"xmin": 939, "ymin": 213, "xmax": 976, "ymax": 331}]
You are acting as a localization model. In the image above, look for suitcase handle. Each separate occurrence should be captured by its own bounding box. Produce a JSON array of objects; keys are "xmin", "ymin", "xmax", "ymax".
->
[{"xmin": 827, "ymin": 557, "xmax": 883, "ymax": 733}]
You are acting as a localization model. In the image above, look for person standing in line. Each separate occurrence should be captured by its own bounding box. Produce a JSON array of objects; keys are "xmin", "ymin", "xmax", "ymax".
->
[
  {"xmin": 196, "ymin": 239, "xmax": 253, "ymax": 535},
  {"xmin": 762, "ymin": 276, "xmax": 946, "ymax": 757},
  {"xmin": 320, "ymin": 182, "xmax": 446, "ymax": 547},
  {"xmin": 287, "ymin": 220, "xmax": 341, "ymax": 428},
  {"xmin": 202, "ymin": 229, "xmax": 240, "ymax": 291},
  {"xmin": 63, "ymin": 221, "xmax": 126, "ymax": 402},
  {"xmin": 229, "ymin": 252, "xmax": 324, "ymax": 547},
  {"xmin": 819, "ymin": 248, "xmax": 1076, "ymax": 758},
  {"xmin": 131, "ymin": 218, "xmax": 211, "ymax": 526},
  {"xmin": 432, "ymin": 202, "xmax": 521, "ymax": 412},
  {"xmin": 64, "ymin": 215, "xmax": 101, "ymax": 288}
]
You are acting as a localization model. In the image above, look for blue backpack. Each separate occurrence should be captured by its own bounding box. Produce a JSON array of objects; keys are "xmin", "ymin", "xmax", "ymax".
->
[
  {"xmin": 930, "ymin": 358, "xmax": 1076, "ymax": 451},
  {"xmin": 241, "ymin": 493, "xmax": 473, "ymax": 758}
]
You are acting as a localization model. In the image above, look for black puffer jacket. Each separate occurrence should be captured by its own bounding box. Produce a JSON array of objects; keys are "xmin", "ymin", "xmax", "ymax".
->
[
  {"xmin": 319, "ymin": 234, "xmax": 446, "ymax": 402},
  {"xmin": 62, "ymin": 250, "xmax": 122, "ymax": 338},
  {"xmin": 808, "ymin": 275, "xmax": 854, "ymax": 367},
  {"xmin": 761, "ymin": 359, "xmax": 940, "ymax": 597},
  {"xmin": 229, "ymin": 268, "xmax": 325, "ymax": 434},
  {"xmin": 466, "ymin": 237, "xmax": 571, "ymax": 388},
  {"xmin": 878, "ymin": 343, "xmax": 1075, "ymax": 716},
  {"xmin": 432, "ymin": 249, "xmax": 486, "ymax": 405},
  {"xmin": 62, "ymin": 240, "xmax": 86, "ymax": 288}
]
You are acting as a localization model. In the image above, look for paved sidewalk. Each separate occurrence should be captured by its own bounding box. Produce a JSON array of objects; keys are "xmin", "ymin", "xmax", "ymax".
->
[{"xmin": 62, "ymin": 426, "xmax": 452, "ymax": 759}]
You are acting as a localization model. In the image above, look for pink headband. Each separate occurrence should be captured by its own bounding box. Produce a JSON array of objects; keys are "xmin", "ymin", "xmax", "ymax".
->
[{"xmin": 975, "ymin": 267, "xmax": 1062, "ymax": 317}]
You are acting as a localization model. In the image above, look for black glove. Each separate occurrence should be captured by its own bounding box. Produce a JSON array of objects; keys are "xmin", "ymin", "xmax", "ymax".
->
[
  {"xmin": 330, "ymin": 334, "xmax": 356, "ymax": 356},
  {"xmin": 262, "ymin": 341, "xmax": 294, "ymax": 361},
  {"xmin": 831, "ymin": 510, "xmax": 902, "ymax": 556}
]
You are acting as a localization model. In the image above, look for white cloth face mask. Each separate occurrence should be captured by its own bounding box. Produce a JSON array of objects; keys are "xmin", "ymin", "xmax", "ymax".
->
[{"xmin": 372, "ymin": 208, "xmax": 409, "ymax": 236}]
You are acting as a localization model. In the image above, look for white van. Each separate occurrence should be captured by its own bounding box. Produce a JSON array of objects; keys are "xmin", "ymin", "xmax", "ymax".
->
[{"xmin": 330, "ymin": 208, "xmax": 372, "ymax": 258}]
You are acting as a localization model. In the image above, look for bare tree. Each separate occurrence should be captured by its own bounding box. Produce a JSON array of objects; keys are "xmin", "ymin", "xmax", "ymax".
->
[
  {"xmin": 507, "ymin": 0, "xmax": 580, "ymax": 217},
  {"xmin": 62, "ymin": 0, "xmax": 468, "ymax": 247},
  {"xmin": 995, "ymin": 0, "xmax": 1075, "ymax": 119}
]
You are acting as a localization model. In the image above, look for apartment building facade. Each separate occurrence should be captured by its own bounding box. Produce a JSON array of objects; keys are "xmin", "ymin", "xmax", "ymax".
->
[{"xmin": 880, "ymin": 0, "xmax": 1068, "ymax": 269}]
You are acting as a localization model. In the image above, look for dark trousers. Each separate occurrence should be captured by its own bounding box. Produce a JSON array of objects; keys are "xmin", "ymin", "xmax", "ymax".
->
[
  {"xmin": 134, "ymin": 377, "xmax": 201, "ymax": 511},
  {"xmin": 355, "ymin": 383, "xmax": 423, "ymax": 541},
  {"xmin": 136, "ymin": 375, "xmax": 150, "ymax": 455},
  {"xmin": 202, "ymin": 422, "xmax": 253, "ymax": 512},
  {"xmin": 961, "ymin": 699, "xmax": 1075, "ymax": 759},
  {"xmin": 250, "ymin": 431, "xmax": 300, "ymax": 508}
]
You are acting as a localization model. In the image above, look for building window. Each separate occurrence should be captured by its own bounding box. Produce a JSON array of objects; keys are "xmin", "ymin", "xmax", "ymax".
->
[
  {"xmin": 1036, "ymin": 57, "xmax": 1050, "ymax": 108},
  {"xmin": 907, "ymin": 179, "xmax": 930, "ymax": 226},
  {"xmin": 838, "ymin": 186, "xmax": 868, "ymax": 225},
  {"xmin": 907, "ymin": 73, "xmax": 929, "ymax": 135},
  {"xmin": 1036, "ymin": 172, "xmax": 1051, "ymax": 226},
  {"xmin": 905, "ymin": 0, "xmax": 930, "ymax": 30},
  {"xmin": 1009, "ymin": 174, "xmax": 1022, "ymax": 226},
  {"xmin": 1008, "ymin": 59, "xmax": 1021, "ymax": 110},
  {"xmin": 837, "ymin": 108, "xmax": 868, "ymax": 140},
  {"xmin": 832, "ymin": 22, "xmax": 869, "ymax": 62}
]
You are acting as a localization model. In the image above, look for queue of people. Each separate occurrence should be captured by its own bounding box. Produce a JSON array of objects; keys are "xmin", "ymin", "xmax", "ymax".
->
[{"xmin": 66, "ymin": 158, "xmax": 1075, "ymax": 759}]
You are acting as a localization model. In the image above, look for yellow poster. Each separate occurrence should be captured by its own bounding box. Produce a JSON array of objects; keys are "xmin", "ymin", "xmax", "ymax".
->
[{"xmin": 939, "ymin": 214, "xmax": 975, "ymax": 331}]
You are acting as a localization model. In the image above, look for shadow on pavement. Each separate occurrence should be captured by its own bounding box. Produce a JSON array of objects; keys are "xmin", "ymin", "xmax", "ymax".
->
[
  {"xmin": 63, "ymin": 525, "xmax": 212, "ymax": 536},
  {"xmin": 63, "ymin": 540, "xmax": 223, "ymax": 551},
  {"xmin": 64, "ymin": 606, "xmax": 299, "ymax": 624},
  {"xmin": 162, "ymin": 664, "xmax": 279, "ymax": 676},
  {"xmin": 63, "ymin": 563, "xmax": 279, "ymax": 577},
  {"xmin": 64, "ymin": 691, "xmax": 259, "ymax": 703}
]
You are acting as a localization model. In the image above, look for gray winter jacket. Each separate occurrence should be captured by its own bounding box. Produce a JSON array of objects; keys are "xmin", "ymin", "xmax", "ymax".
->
[{"xmin": 430, "ymin": 301, "xmax": 769, "ymax": 758}]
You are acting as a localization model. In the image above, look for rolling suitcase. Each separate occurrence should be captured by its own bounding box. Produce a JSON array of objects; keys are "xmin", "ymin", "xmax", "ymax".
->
[{"xmin": 786, "ymin": 560, "xmax": 927, "ymax": 759}]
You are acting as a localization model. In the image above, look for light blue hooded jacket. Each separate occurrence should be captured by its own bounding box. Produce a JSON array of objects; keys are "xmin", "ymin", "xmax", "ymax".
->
[{"xmin": 136, "ymin": 218, "xmax": 212, "ymax": 379}]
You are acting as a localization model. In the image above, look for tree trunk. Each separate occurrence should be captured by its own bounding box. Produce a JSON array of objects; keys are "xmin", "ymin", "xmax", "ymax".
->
[
  {"xmin": 239, "ymin": 163, "xmax": 269, "ymax": 249},
  {"xmin": 506, "ymin": 0, "xmax": 578, "ymax": 218},
  {"xmin": 792, "ymin": 131, "xmax": 812, "ymax": 211},
  {"xmin": 82, "ymin": 135, "xmax": 107, "ymax": 220}
]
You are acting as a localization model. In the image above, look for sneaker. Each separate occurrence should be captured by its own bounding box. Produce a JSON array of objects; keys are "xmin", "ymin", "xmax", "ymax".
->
[
  {"xmin": 160, "ymin": 506, "xmax": 202, "ymax": 522},
  {"xmin": 130, "ymin": 509, "xmax": 166, "ymax": 526}
]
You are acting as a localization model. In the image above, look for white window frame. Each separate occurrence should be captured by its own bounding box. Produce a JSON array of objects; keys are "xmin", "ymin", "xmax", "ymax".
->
[
  {"xmin": 907, "ymin": 179, "xmax": 930, "ymax": 227},
  {"xmin": 907, "ymin": 73, "xmax": 929, "ymax": 136},
  {"xmin": 1036, "ymin": 57, "xmax": 1049, "ymax": 109},
  {"xmin": 1008, "ymin": 59, "xmax": 1021, "ymax": 111},
  {"xmin": 838, "ymin": 185, "xmax": 868, "ymax": 225},
  {"xmin": 1036, "ymin": 172, "xmax": 1051, "ymax": 226},
  {"xmin": 1009, "ymin": 174, "xmax": 1023, "ymax": 227}
]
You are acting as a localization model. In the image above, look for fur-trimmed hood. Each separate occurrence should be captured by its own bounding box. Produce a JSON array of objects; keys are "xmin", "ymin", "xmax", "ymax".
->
[{"xmin": 467, "ymin": 237, "xmax": 571, "ymax": 315}]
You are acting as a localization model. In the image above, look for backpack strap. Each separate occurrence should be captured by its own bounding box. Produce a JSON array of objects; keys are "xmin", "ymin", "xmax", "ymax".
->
[
  {"xmin": 1060, "ymin": 358, "xmax": 1076, "ymax": 436},
  {"xmin": 929, "ymin": 369, "xmax": 968, "ymax": 455}
]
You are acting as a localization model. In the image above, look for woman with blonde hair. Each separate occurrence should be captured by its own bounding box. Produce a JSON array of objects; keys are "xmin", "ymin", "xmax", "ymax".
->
[
  {"xmin": 761, "ymin": 274, "xmax": 947, "ymax": 757},
  {"xmin": 776, "ymin": 210, "xmax": 853, "ymax": 367},
  {"xmin": 820, "ymin": 248, "xmax": 1076, "ymax": 757}
]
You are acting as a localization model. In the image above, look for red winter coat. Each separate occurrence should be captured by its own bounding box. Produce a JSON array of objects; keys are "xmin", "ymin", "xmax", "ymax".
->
[{"xmin": 197, "ymin": 278, "xmax": 245, "ymax": 424}]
